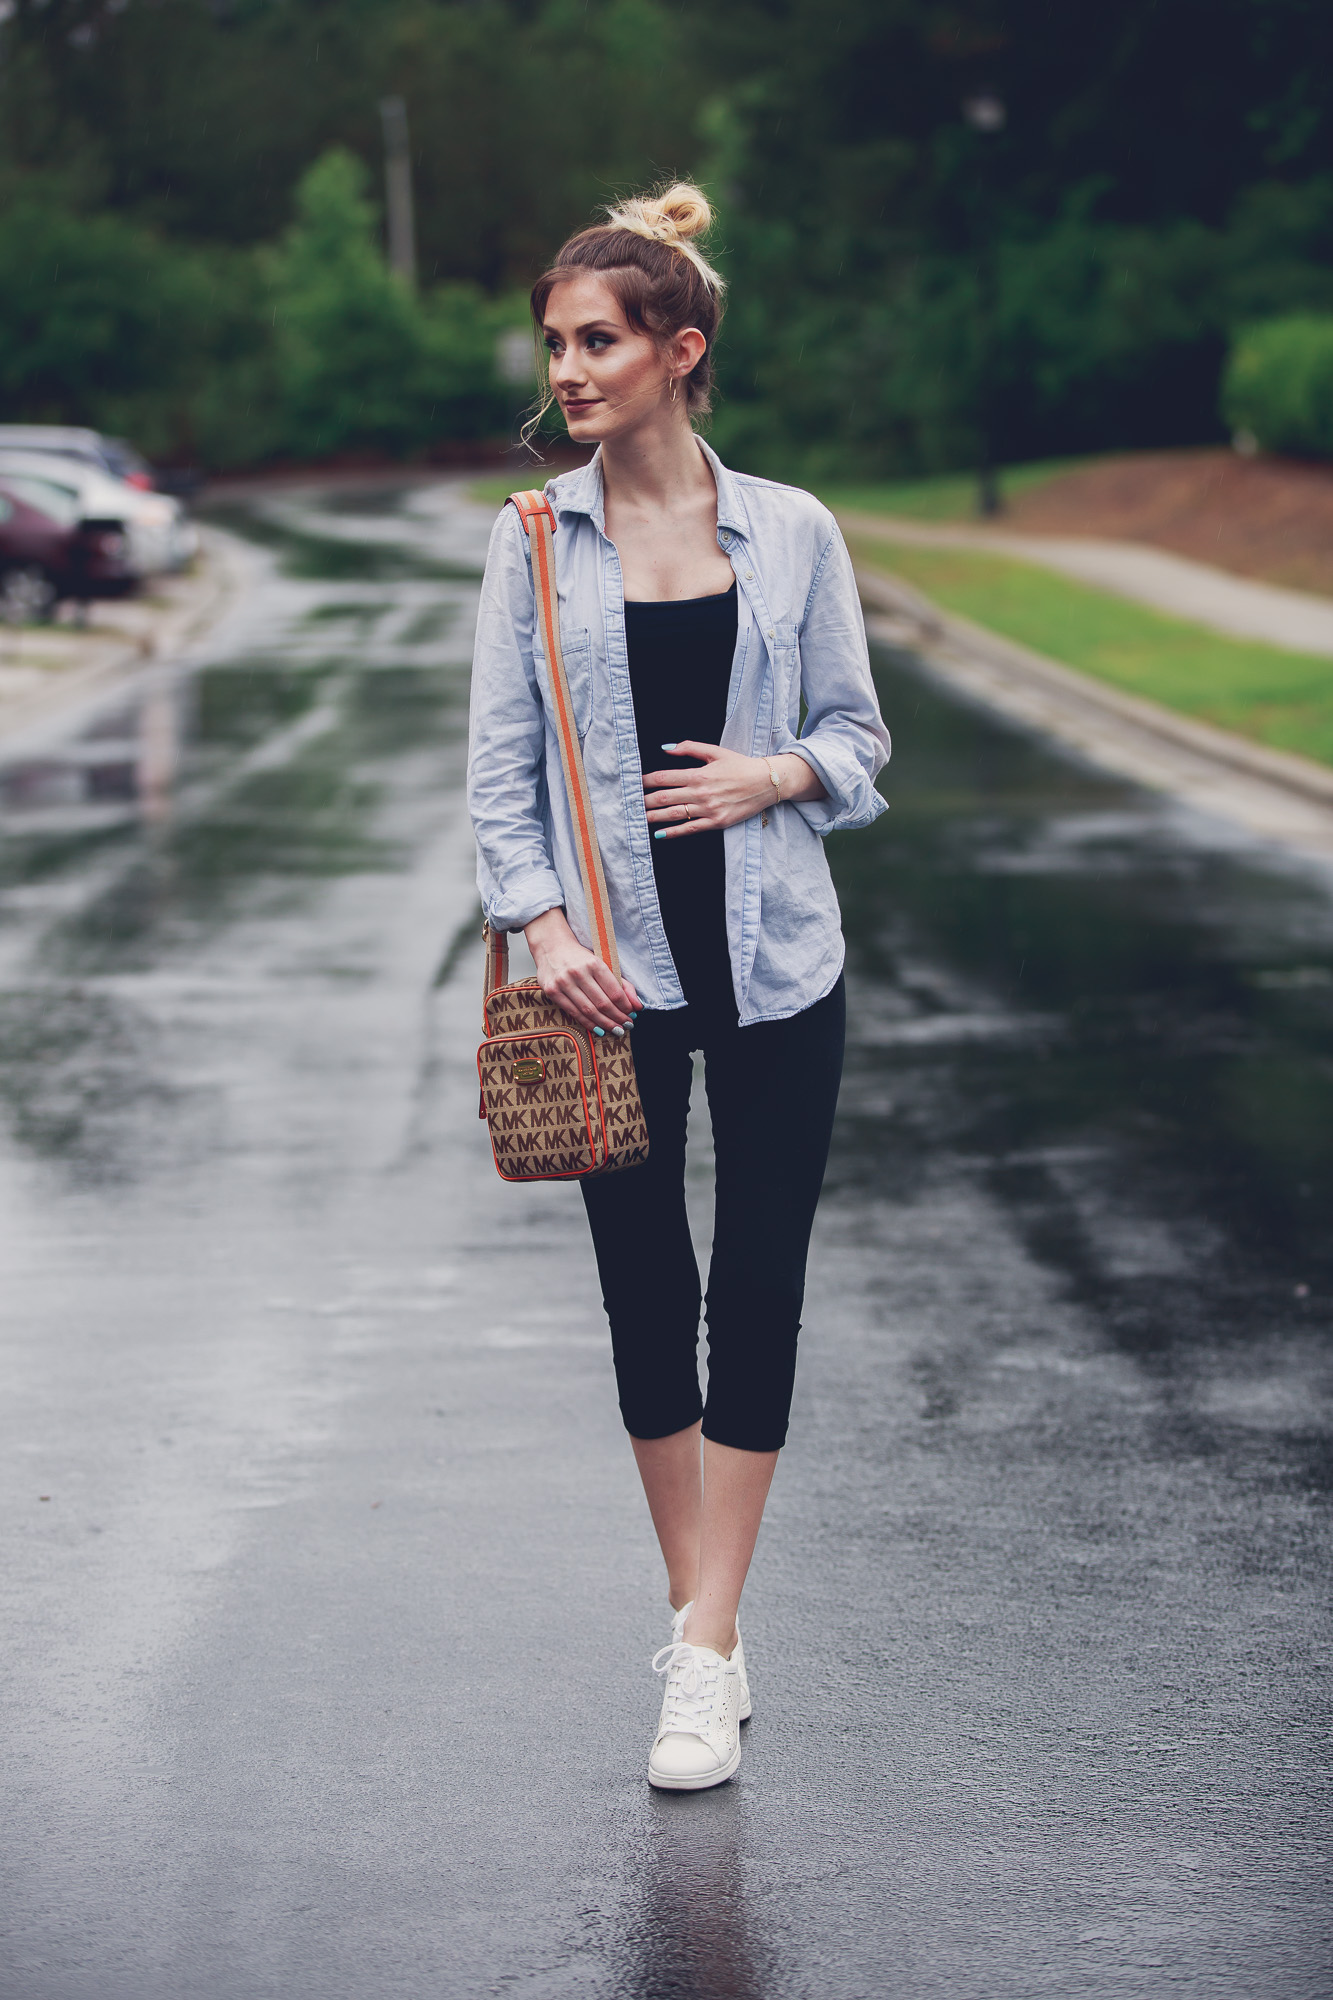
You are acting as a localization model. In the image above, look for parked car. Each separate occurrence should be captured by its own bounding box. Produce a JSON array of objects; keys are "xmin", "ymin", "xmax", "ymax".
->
[
  {"xmin": 0, "ymin": 425, "xmax": 156, "ymax": 490},
  {"xmin": 0, "ymin": 475, "xmax": 137, "ymax": 621},
  {"xmin": 0, "ymin": 449, "xmax": 197, "ymax": 577}
]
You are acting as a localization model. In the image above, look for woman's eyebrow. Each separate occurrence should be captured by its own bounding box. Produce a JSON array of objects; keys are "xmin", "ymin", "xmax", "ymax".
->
[{"xmin": 544, "ymin": 320, "xmax": 620, "ymax": 338}]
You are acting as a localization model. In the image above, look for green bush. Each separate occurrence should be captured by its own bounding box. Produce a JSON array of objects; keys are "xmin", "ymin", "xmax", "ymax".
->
[
  {"xmin": 1222, "ymin": 314, "xmax": 1333, "ymax": 458},
  {"xmin": 0, "ymin": 197, "xmax": 219, "ymax": 451}
]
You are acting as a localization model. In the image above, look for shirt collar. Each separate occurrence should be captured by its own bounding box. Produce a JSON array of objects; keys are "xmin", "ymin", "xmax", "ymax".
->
[
  {"xmin": 547, "ymin": 451, "xmax": 605, "ymax": 527},
  {"xmin": 694, "ymin": 436, "xmax": 748, "ymax": 537},
  {"xmin": 546, "ymin": 436, "xmax": 748, "ymax": 541}
]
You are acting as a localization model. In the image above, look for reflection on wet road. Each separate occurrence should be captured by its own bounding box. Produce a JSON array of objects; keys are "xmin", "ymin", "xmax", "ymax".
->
[
  {"xmin": 834, "ymin": 662, "xmax": 1333, "ymax": 1369},
  {"xmin": 1, "ymin": 481, "xmax": 1328, "ymax": 2000}
]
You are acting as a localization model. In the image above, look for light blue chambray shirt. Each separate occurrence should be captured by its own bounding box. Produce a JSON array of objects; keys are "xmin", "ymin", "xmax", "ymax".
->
[{"xmin": 466, "ymin": 438, "xmax": 890, "ymax": 1025}]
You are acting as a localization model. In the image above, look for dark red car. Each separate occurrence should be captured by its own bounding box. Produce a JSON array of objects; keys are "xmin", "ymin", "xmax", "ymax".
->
[{"xmin": 0, "ymin": 473, "xmax": 136, "ymax": 621}]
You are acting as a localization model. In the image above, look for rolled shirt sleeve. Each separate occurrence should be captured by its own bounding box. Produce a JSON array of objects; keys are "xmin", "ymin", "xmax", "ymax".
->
[
  {"xmin": 783, "ymin": 522, "xmax": 891, "ymax": 834},
  {"xmin": 466, "ymin": 506, "xmax": 567, "ymax": 932}
]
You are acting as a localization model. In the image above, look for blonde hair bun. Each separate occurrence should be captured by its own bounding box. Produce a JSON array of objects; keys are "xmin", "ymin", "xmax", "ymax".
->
[
  {"xmin": 604, "ymin": 182, "xmax": 725, "ymax": 293},
  {"xmin": 608, "ymin": 182, "xmax": 713, "ymax": 243}
]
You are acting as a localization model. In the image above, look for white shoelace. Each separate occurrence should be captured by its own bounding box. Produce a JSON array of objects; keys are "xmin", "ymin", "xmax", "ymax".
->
[{"xmin": 652, "ymin": 1642, "xmax": 723, "ymax": 1735}]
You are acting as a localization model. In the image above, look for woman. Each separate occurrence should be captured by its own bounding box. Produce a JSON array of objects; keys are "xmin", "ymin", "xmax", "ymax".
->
[{"xmin": 467, "ymin": 184, "xmax": 890, "ymax": 1790}]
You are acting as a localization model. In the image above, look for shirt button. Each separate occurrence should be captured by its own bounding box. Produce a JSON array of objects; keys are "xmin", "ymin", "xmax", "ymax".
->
[{"xmin": 746, "ymin": 570, "xmax": 754, "ymax": 580}]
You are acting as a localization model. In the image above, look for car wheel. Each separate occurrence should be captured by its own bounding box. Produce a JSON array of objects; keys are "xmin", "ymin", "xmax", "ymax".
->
[{"xmin": 1, "ymin": 565, "xmax": 58, "ymax": 625}]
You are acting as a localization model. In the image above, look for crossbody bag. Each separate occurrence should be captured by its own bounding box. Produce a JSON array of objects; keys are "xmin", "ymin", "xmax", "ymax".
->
[{"xmin": 476, "ymin": 489, "xmax": 650, "ymax": 1183}]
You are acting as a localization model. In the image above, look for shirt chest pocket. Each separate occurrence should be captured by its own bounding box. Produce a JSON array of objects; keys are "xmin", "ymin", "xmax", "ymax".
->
[
  {"xmin": 769, "ymin": 619, "xmax": 800, "ymax": 720},
  {"xmin": 542, "ymin": 624, "xmax": 593, "ymax": 740}
]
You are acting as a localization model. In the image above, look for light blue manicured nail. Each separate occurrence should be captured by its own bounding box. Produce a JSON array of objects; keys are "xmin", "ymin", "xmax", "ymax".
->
[
  {"xmin": 661, "ymin": 742, "xmax": 678, "ymax": 752},
  {"xmin": 654, "ymin": 830, "xmax": 666, "ymax": 840},
  {"xmin": 593, "ymin": 1025, "xmax": 605, "ymax": 1037}
]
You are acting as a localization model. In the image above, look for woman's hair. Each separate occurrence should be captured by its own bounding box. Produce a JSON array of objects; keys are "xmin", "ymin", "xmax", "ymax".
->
[{"xmin": 526, "ymin": 182, "xmax": 726, "ymax": 441}]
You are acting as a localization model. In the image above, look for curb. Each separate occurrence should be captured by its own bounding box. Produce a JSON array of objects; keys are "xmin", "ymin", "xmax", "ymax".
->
[
  {"xmin": 857, "ymin": 565, "xmax": 1333, "ymax": 863},
  {"xmin": 841, "ymin": 510, "xmax": 1333, "ymax": 658}
]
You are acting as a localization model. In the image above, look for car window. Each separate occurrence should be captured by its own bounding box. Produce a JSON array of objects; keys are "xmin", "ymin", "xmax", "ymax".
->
[
  {"xmin": 104, "ymin": 438, "xmax": 151, "ymax": 478},
  {"xmin": 0, "ymin": 476, "xmax": 81, "ymax": 527},
  {"xmin": 0, "ymin": 443, "xmax": 99, "ymax": 469}
]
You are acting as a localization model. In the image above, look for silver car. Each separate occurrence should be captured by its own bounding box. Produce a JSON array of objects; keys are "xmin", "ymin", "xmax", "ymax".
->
[
  {"xmin": 0, "ymin": 425, "xmax": 156, "ymax": 490},
  {"xmin": 0, "ymin": 439, "xmax": 197, "ymax": 577}
]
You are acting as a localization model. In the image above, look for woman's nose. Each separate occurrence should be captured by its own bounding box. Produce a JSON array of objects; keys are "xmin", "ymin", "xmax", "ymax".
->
[{"xmin": 553, "ymin": 347, "xmax": 586, "ymax": 388}]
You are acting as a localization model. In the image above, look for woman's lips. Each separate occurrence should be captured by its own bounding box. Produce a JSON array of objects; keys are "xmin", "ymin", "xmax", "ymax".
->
[{"xmin": 562, "ymin": 399, "xmax": 601, "ymax": 415}]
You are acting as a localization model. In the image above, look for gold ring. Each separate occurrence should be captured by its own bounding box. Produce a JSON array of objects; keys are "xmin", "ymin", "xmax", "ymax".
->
[{"xmin": 682, "ymin": 804, "xmax": 692, "ymax": 820}]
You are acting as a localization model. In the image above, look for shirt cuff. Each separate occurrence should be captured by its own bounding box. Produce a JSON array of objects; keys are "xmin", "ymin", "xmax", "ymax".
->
[
  {"xmin": 784, "ymin": 743, "xmax": 888, "ymax": 835},
  {"xmin": 482, "ymin": 864, "xmax": 567, "ymax": 934}
]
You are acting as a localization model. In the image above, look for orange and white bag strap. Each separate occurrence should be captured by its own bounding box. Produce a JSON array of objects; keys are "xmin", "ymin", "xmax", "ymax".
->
[
  {"xmin": 482, "ymin": 919, "xmax": 509, "ymax": 999},
  {"xmin": 505, "ymin": 489, "xmax": 622, "ymax": 982}
]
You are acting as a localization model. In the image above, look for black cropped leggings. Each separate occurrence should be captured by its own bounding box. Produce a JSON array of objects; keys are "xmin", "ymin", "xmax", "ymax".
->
[{"xmin": 579, "ymin": 976, "xmax": 845, "ymax": 1453}]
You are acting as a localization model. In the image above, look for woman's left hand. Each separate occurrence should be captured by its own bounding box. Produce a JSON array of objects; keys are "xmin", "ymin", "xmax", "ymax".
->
[
  {"xmin": 643, "ymin": 742, "xmax": 823, "ymax": 836},
  {"xmin": 643, "ymin": 742, "xmax": 767, "ymax": 834}
]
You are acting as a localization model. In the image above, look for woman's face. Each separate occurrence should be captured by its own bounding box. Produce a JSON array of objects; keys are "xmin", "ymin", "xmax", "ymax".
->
[{"xmin": 542, "ymin": 274, "xmax": 687, "ymax": 445}]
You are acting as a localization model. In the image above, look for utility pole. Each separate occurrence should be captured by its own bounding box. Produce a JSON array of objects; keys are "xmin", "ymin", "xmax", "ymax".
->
[
  {"xmin": 379, "ymin": 96, "xmax": 417, "ymax": 289},
  {"xmin": 963, "ymin": 91, "xmax": 1006, "ymax": 518}
]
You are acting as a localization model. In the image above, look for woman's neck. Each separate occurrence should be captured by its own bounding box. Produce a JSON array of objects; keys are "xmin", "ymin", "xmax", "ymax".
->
[{"xmin": 600, "ymin": 413, "xmax": 712, "ymax": 518}]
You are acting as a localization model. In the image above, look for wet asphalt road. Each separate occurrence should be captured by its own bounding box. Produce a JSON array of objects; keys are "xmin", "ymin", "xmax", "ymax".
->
[{"xmin": 1, "ymin": 481, "xmax": 1330, "ymax": 2000}]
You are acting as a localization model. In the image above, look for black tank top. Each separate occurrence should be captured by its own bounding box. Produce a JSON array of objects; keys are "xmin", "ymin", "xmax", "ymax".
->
[{"xmin": 624, "ymin": 584, "xmax": 738, "ymax": 1011}]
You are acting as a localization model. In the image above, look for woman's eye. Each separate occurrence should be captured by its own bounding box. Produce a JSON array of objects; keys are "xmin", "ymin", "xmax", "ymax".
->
[{"xmin": 586, "ymin": 334, "xmax": 612, "ymax": 350}]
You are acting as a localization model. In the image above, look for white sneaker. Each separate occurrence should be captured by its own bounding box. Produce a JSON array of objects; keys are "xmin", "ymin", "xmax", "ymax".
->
[
  {"xmin": 671, "ymin": 1602, "xmax": 752, "ymax": 1721},
  {"xmin": 647, "ymin": 1643, "xmax": 742, "ymax": 1790}
]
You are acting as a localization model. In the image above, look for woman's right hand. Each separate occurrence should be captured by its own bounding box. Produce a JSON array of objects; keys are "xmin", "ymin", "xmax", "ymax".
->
[{"xmin": 523, "ymin": 908, "xmax": 643, "ymax": 1034}]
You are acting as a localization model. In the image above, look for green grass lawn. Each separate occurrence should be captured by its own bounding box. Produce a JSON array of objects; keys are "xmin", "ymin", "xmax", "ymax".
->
[
  {"xmin": 815, "ymin": 457, "xmax": 1092, "ymax": 521},
  {"xmin": 849, "ymin": 533, "xmax": 1333, "ymax": 769}
]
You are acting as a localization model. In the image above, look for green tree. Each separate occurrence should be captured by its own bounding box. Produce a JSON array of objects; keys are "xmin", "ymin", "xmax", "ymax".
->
[
  {"xmin": 267, "ymin": 148, "xmax": 433, "ymax": 457},
  {"xmin": 265, "ymin": 148, "xmax": 516, "ymax": 459}
]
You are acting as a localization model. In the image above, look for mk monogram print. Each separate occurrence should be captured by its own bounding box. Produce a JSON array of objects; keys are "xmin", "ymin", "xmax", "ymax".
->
[{"xmin": 478, "ymin": 978, "xmax": 649, "ymax": 1183}]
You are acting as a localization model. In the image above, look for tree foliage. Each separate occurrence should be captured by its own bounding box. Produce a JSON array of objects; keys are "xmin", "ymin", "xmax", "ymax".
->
[
  {"xmin": 266, "ymin": 149, "xmax": 511, "ymax": 458},
  {"xmin": 1, "ymin": 0, "xmax": 1331, "ymax": 471},
  {"xmin": 0, "ymin": 189, "xmax": 263, "ymax": 457},
  {"xmin": 700, "ymin": 0, "xmax": 1333, "ymax": 472}
]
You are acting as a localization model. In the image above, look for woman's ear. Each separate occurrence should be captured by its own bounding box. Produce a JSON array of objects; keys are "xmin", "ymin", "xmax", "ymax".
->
[{"xmin": 671, "ymin": 327, "xmax": 708, "ymax": 378}]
